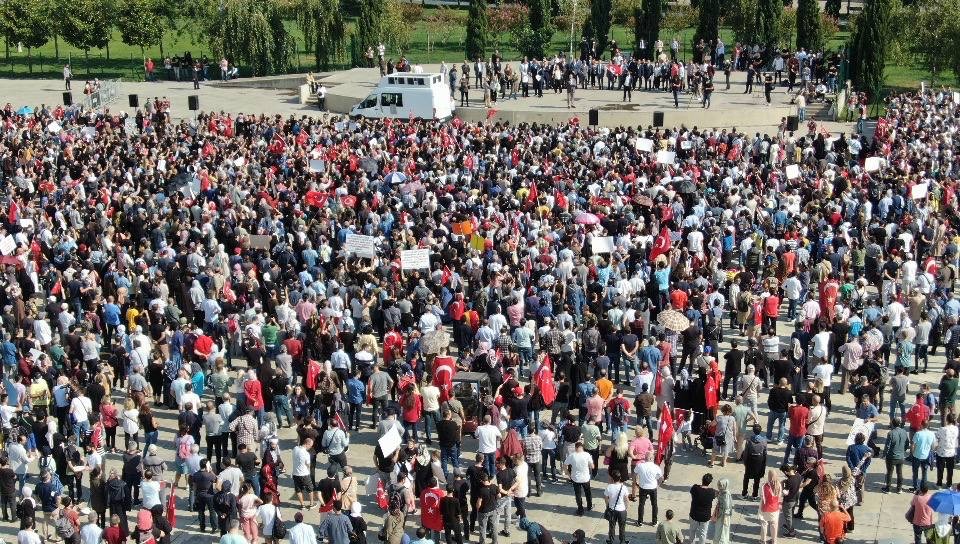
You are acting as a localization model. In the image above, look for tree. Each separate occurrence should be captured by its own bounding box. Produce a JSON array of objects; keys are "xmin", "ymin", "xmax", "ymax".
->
[
  {"xmin": 754, "ymin": 0, "xmax": 781, "ymax": 65},
  {"xmin": 355, "ymin": 0, "xmax": 387, "ymax": 56},
  {"xmin": 465, "ymin": 0, "xmax": 489, "ymax": 61},
  {"xmin": 726, "ymin": 0, "xmax": 758, "ymax": 45},
  {"xmin": 849, "ymin": 0, "xmax": 892, "ymax": 93},
  {"xmin": 61, "ymin": 0, "xmax": 113, "ymax": 71},
  {"xmin": 902, "ymin": 0, "xmax": 960, "ymax": 83},
  {"xmin": 796, "ymin": 0, "xmax": 824, "ymax": 51},
  {"xmin": 382, "ymin": 0, "xmax": 411, "ymax": 55},
  {"xmin": 116, "ymin": 0, "xmax": 165, "ymax": 55},
  {"xmin": 199, "ymin": 0, "xmax": 292, "ymax": 76},
  {"xmin": 591, "ymin": 0, "xmax": 612, "ymax": 57},
  {"xmin": 635, "ymin": 0, "xmax": 663, "ymax": 59},
  {"xmin": 694, "ymin": 0, "xmax": 720, "ymax": 46},
  {"xmin": 0, "ymin": 0, "xmax": 49, "ymax": 72},
  {"xmin": 526, "ymin": 0, "xmax": 554, "ymax": 59},
  {"xmin": 662, "ymin": 4, "xmax": 698, "ymax": 53}
]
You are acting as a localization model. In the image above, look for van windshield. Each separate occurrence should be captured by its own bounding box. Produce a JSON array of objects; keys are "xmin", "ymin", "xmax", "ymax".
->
[{"xmin": 359, "ymin": 95, "xmax": 377, "ymax": 109}]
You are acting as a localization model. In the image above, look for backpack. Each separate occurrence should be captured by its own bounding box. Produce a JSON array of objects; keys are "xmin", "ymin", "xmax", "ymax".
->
[
  {"xmin": 55, "ymin": 515, "xmax": 76, "ymax": 539},
  {"xmin": 387, "ymin": 483, "xmax": 405, "ymax": 513},
  {"xmin": 745, "ymin": 439, "xmax": 765, "ymax": 461},
  {"xmin": 178, "ymin": 436, "xmax": 192, "ymax": 459},
  {"xmin": 214, "ymin": 490, "xmax": 231, "ymax": 514},
  {"xmin": 610, "ymin": 400, "xmax": 627, "ymax": 424}
]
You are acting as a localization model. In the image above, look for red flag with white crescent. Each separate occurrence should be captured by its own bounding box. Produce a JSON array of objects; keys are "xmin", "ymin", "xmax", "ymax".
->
[
  {"xmin": 419, "ymin": 488, "xmax": 446, "ymax": 531},
  {"xmin": 433, "ymin": 356, "xmax": 456, "ymax": 402},
  {"xmin": 655, "ymin": 407, "xmax": 675, "ymax": 465},
  {"xmin": 649, "ymin": 227, "xmax": 671, "ymax": 261}
]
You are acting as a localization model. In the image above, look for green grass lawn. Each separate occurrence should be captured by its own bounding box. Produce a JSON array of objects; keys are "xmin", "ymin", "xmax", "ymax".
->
[{"xmin": 0, "ymin": 7, "xmax": 936, "ymax": 95}]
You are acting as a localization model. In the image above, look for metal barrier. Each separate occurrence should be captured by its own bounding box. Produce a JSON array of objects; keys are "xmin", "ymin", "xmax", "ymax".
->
[{"xmin": 81, "ymin": 78, "xmax": 122, "ymax": 110}]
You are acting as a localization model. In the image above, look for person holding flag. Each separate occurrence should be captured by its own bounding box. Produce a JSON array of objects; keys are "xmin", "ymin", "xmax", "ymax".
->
[{"xmin": 420, "ymin": 477, "xmax": 446, "ymax": 543}]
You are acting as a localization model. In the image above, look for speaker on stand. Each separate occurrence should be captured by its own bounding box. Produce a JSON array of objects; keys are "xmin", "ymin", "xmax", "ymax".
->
[
  {"xmin": 188, "ymin": 95, "xmax": 199, "ymax": 111},
  {"xmin": 129, "ymin": 94, "xmax": 139, "ymax": 108},
  {"xmin": 62, "ymin": 92, "xmax": 73, "ymax": 106},
  {"xmin": 653, "ymin": 111, "xmax": 664, "ymax": 127}
]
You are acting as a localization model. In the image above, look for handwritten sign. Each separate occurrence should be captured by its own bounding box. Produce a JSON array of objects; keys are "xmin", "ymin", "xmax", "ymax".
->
[
  {"xmin": 636, "ymin": 138, "xmax": 654, "ymax": 152},
  {"xmin": 591, "ymin": 236, "xmax": 615, "ymax": 254},
  {"xmin": 345, "ymin": 234, "xmax": 376, "ymax": 258},
  {"xmin": 401, "ymin": 249, "xmax": 431, "ymax": 270}
]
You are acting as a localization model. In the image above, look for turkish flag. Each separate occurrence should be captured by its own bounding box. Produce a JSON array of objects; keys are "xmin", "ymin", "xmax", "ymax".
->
[
  {"xmin": 433, "ymin": 355, "xmax": 456, "ymax": 402},
  {"xmin": 7, "ymin": 199, "xmax": 18, "ymax": 224},
  {"xmin": 304, "ymin": 189, "xmax": 328, "ymax": 208},
  {"xmin": 525, "ymin": 181, "xmax": 538, "ymax": 208},
  {"xmin": 655, "ymin": 408, "xmax": 675, "ymax": 465},
  {"xmin": 486, "ymin": 108, "xmax": 498, "ymax": 120},
  {"xmin": 166, "ymin": 486, "xmax": 177, "ymax": 528},
  {"xmin": 533, "ymin": 360, "xmax": 556, "ymax": 407},
  {"xmin": 420, "ymin": 487, "xmax": 446, "ymax": 530},
  {"xmin": 649, "ymin": 227, "xmax": 671, "ymax": 261}
]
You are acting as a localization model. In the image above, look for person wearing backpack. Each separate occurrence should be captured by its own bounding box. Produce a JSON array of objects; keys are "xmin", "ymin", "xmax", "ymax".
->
[
  {"xmin": 54, "ymin": 497, "xmax": 81, "ymax": 544},
  {"xmin": 741, "ymin": 424, "xmax": 768, "ymax": 500},
  {"xmin": 214, "ymin": 480, "xmax": 239, "ymax": 535},
  {"xmin": 36, "ymin": 470, "xmax": 61, "ymax": 541}
]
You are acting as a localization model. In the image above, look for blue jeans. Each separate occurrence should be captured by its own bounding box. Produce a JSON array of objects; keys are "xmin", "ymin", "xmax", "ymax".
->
[
  {"xmin": 144, "ymin": 430, "xmax": 159, "ymax": 451},
  {"xmin": 509, "ymin": 418, "xmax": 528, "ymax": 438},
  {"xmin": 245, "ymin": 472, "xmax": 261, "ymax": 496},
  {"xmin": 783, "ymin": 435, "xmax": 805, "ymax": 466},
  {"xmin": 273, "ymin": 395, "xmax": 293, "ymax": 427},
  {"xmin": 912, "ymin": 457, "xmax": 930, "ymax": 489},
  {"xmin": 73, "ymin": 419, "xmax": 91, "ymax": 439},
  {"xmin": 423, "ymin": 410, "xmax": 440, "ymax": 442},
  {"xmin": 767, "ymin": 411, "xmax": 787, "ymax": 442},
  {"xmin": 482, "ymin": 452, "xmax": 496, "ymax": 477},
  {"xmin": 890, "ymin": 397, "xmax": 906, "ymax": 424},
  {"xmin": 518, "ymin": 346, "xmax": 534, "ymax": 376},
  {"xmin": 403, "ymin": 420, "xmax": 419, "ymax": 442},
  {"xmin": 440, "ymin": 443, "xmax": 461, "ymax": 478},
  {"xmin": 611, "ymin": 423, "xmax": 628, "ymax": 442}
]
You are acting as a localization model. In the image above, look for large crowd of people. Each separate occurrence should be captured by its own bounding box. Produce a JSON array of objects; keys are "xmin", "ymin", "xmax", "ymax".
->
[{"xmin": 0, "ymin": 78, "xmax": 958, "ymax": 544}]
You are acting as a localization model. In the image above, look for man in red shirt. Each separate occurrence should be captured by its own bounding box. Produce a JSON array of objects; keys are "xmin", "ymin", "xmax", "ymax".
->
[
  {"xmin": 819, "ymin": 502, "xmax": 851, "ymax": 544},
  {"xmin": 669, "ymin": 286, "xmax": 688, "ymax": 310},
  {"xmin": 905, "ymin": 393, "xmax": 931, "ymax": 438},
  {"xmin": 783, "ymin": 402, "xmax": 810, "ymax": 466},
  {"xmin": 762, "ymin": 293, "xmax": 780, "ymax": 335}
]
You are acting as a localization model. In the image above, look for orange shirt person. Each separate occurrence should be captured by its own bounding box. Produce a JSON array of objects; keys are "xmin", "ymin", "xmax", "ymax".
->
[{"xmin": 819, "ymin": 502, "xmax": 851, "ymax": 544}]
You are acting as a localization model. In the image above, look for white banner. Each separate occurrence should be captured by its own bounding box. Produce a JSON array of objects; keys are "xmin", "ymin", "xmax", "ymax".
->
[
  {"xmin": 785, "ymin": 164, "xmax": 801, "ymax": 179},
  {"xmin": 864, "ymin": 156, "xmax": 884, "ymax": 172},
  {"xmin": 656, "ymin": 150, "xmax": 676, "ymax": 164},
  {"xmin": 636, "ymin": 138, "xmax": 654, "ymax": 152},
  {"xmin": 400, "ymin": 249, "xmax": 431, "ymax": 270},
  {"xmin": 912, "ymin": 183, "xmax": 929, "ymax": 200},
  {"xmin": 590, "ymin": 236, "xmax": 615, "ymax": 254},
  {"xmin": 345, "ymin": 234, "xmax": 377, "ymax": 258}
]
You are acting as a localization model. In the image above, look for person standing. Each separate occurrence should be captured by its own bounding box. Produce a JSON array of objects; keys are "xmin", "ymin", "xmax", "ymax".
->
[
  {"xmin": 566, "ymin": 71, "xmax": 577, "ymax": 108},
  {"xmin": 819, "ymin": 501, "xmax": 852, "ymax": 544},
  {"xmin": 63, "ymin": 64, "xmax": 72, "ymax": 90},
  {"xmin": 688, "ymin": 473, "xmax": 717, "ymax": 544},
  {"xmin": 908, "ymin": 483, "xmax": 935, "ymax": 544},
  {"xmin": 911, "ymin": 419, "xmax": 936, "ymax": 490},
  {"xmin": 742, "ymin": 424, "xmax": 767, "ymax": 500},
  {"xmin": 655, "ymin": 509, "xmax": 684, "ymax": 544},
  {"xmin": 521, "ymin": 424, "xmax": 543, "ymax": 497},
  {"xmin": 702, "ymin": 77, "xmax": 714, "ymax": 109},
  {"xmin": 780, "ymin": 464, "xmax": 801, "ymax": 537},
  {"xmin": 711, "ymin": 478, "xmax": 733, "ymax": 544},
  {"xmin": 603, "ymin": 470, "xmax": 629, "ymax": 544},
  {"xmin": 631, "ymin": 450, "xmax": 662, "ymax": 526},
  {"xmin": 476, "ymin": 472, "xmax": 500, "ymax": 544},
  {"xmin": 882, "ymin": 417, "xmax": 909, "ymax": 493},
  {"xmin": 564, "ymin": 441, "xmax": 595, "ymax": 516},
  {"xmin": 935, "ymin": 413, "xmax": 959, "ymax": 487}
]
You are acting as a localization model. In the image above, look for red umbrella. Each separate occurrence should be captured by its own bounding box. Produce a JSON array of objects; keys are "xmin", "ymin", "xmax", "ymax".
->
[{"xmin": 574, "ymin": 212, "xmax": 600, "ymax": 225}]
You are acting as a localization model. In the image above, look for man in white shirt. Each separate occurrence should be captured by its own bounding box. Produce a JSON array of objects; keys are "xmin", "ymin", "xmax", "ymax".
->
[
  {"xmin": 475, "ymin": 415, "xmax": 501, "ymax": 476},
  {"xmin": 70, "ymin": 390, "xmax": 93, "ymax": 438},
  {"xmin": 783, "ymin": 273, "xmax": 802, "ymax": 319},
  {"xmin": 604, "ymin": 472, "xmax": 630, "ymax": 544},
  {"xmin": 631, "ymin": 450, "xmax": 663, "ymax": 526},
  {"xmin": 80, "ymin": 511, "xmax": 102, "ymax": 544},
  {"xmin": 180, "ymin": 383, "xmax": 201, "ymax": 414},
  {"xmin": 293, "ymin": 438, "xmax": 319, "ymax": 508},
  {"xmin": 216, "ymin": 457, "xmax": 244, "ymax": 496},
  {"xmin": 289, "ymin": 511, "xmax": 317, "ymax": 544},
  {"xmin": 564, "ymin": 441, "xmax": 595, "ymax": 515},
  {"xmin": 421, "ymin": 383, "xmax": 441, "ymax": 444}
]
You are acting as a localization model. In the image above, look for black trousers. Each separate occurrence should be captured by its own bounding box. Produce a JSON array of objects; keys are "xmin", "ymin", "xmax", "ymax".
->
[
  {"xmin": 573, "ymin": 482, "xmax": 592, "ymax": 511},
  {"xmin": 937, "ymin": 455, "xmax": 955, "ymax": 487},
  {"xmin": 886, "ymin": 459, "xmax": 904, "ymax": 489},
  {"xmin": 637, "ymin": 488, "xmax": 658, "ymax": 524},
  {"xmin": 444, "ymin": 522, "xmax": 464, "ymax": 544},
  {"xmin": 742, "ymin": 474, "xmax": 761, "ymax": 497}
]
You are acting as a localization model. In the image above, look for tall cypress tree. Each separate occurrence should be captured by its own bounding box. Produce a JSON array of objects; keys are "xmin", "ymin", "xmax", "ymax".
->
[
  {"xmin": 465, "ymin": 0, "xmax": 489, "ymax": 61},
  {"xmin": 591, "ymin": 0, "xmax": 612, "ymax": 58},
  {"xmin": 755, "ymin": 0, "xmax": 781, "ymax": 65},
  {"xmin": 694, "ymin": 0, "xmax": 720, "ymax": 46},
  {"xmin": 356, "ymin": 0, "xmax": 386, "ymax": 55},
  {"xmin": 641, "ymin": 0, "xmax": 663, "ymax": 60},
  {"xmin": 850, "ymin": 0, "xmax": 892, "ymax": 93},
  {"xmin": 796, "ymin": 0, "xmax": 823, "ymax": 51},
  {"xmin": 528, "ymin": 0, "xmax": 553, "ymax": 59}
]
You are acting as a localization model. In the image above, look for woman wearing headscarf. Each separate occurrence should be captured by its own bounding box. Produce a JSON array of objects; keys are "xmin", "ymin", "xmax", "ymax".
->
[
  {"xmin": 260, "ymin": 451, "xmax": 281, "ymax": 506},
  {"xmin": 349, "ymin": 502, "xmax": 368, "ymax": 544},
  {"xmin": 243, "ymin": 369, "xmax": 265, "ymax": 425},
  {"xmin": 711, "ymin": 477, "xmax": 733, "ymax": 544}
]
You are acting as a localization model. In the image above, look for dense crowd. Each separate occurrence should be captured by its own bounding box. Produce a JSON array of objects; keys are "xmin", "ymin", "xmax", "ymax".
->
[{"xmin": 0, "ymin": 83, "xmax": 958, "ymax": 544}]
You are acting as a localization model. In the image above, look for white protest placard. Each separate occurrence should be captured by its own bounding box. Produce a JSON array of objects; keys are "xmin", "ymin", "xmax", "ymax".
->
[
  {"xmin": 29, "ymin": 348, "xmax": 43, "ymax": 361},
  {"xmin": 954, "ymin": 91, "xmax": 960, "ymax": 104},
  {"xmin": 157, "ymin": 159, "xmax": 167, "ymax": 173},
  {"xmin": 378, "ymin": 426, "xmax": 403, "ymax": 457},
  {"xmin": 591, "ymin": 236, "xmax": 615, "ymax": 254},
  {"xmin": 124, "ymin": 117, "xmax": 138, "ymax": 135},
  {"xmin": 912, "ymin": 183, "xmax": 929, "ymax": 200},
  {"xmin": 309, "ymin": 159, "xmax": 324, "ymax": 173},
  {"xmin": 80, "ymin": 126, "xmax": 96, "ymax": 140},
  {"xmin": 864, "ymin": 156, "xmax": 884, "ymax": 172},
  {"xmin": 19, "ymin": 218, "xmax": 34, "ymax": 230},
  {"xmin": 234, "ymin": 157, "xmax": 246, "ymax": 167},
  {"xmin": 680, "ymin": 140, "xmax": 692, "ymax": 150},
  {"xmin": 345, "ymin": 234, "xmax": 377, "ymax": 258},
  {"xmin": 785, "ymin": 164, "xmax": 801, "ymax": 179},
  {"xmin": 846, "ymin": 418, "xmax": 875, "ymax": 446},
  {"xmin": 400, "ymin": 249, "xmax": 431, "ymax": 270},
  {"xmin": 0, "ymin": 235, "xmax": 15, "ymax": 256},
  {"xmin": 47, "ymin": 121, "xmax": 61, "ymax": 134},
  {"xmin": 656, "ymin": 150, "xmax": 676, "ymax": 165},
  {"xmin": 636, "ymin": 138, "xmax": 654, "ymax": 152}
]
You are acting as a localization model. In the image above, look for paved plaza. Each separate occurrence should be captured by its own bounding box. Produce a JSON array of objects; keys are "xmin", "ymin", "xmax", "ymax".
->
[{"xmin": 0, "ymin": 313, "xmax": 927, "ymax": 544}]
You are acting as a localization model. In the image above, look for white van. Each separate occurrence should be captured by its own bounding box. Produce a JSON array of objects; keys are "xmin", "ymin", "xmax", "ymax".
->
[{"xmin": 350, "ymin": 73, "xmax": 455, "ymax": 121}]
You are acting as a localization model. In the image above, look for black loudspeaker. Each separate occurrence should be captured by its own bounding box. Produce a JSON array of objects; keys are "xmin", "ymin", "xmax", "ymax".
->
[
  {"xmin": 188, "ymin": 95, "xmax": 199, "ymax": 111},
  {"xmin": 62, "ymin": 92, "xmax": 72, "ymax": 106},
  {"xmin": 786, "ymin": 115, "xmax": 799, "ymax": 131},
  {"xmin": 588, "ymin": 108, "xmax": 599, "ymax": 126},
  {"xmin": 128, "ymin": 94, "xmax": 139, "ymax": 108},
  {"xmin": 653, "ymin": 111, "xmax": 664, "ymax": 127}
]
